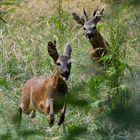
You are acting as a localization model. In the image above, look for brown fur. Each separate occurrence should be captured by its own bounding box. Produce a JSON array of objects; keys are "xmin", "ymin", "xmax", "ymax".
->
[
  {"xmin": 19, "ymin": 41, "xmax": 72, "ymax": 128},
  {"xmin": 20, "ymin": 72, "xmax": 68, "ymax": 116},
  {"xmin": 88, "ymin": 31, "xmax": 107, "ymax": 59},
  {"xmin": 72, "ymin": 8, "xmax": 108, "ymax": 60}
]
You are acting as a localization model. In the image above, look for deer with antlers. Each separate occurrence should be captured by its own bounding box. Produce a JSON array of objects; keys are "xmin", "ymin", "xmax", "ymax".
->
[
  {"xmin": 19, "ymin": 41, "xmax": 72, "ymax": 127},
  {"xmin": 72, "ymin": 7, "xmax": 108, "ymax": 60}
]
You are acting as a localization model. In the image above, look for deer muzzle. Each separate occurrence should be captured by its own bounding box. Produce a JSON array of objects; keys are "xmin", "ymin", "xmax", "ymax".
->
[
  {"xmin": 62, "ymin": 69, "xmax": 70, "ymax": 81},
  {"xmin": 86, "ymin": 32, "xmax": 94, "ymax": 39}
]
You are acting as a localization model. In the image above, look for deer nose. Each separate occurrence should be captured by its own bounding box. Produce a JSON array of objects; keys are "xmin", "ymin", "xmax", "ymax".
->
[
  {"xmin": 86, "ymin": 33, "xmax": 94, "ymax": 39},
  {"xmin": 63, "ymin": 69, "xmax": 69, "ymax": 75},
  {"xmin": 62, "ymin": 69, "xmax": 70, "ymax": 81}
]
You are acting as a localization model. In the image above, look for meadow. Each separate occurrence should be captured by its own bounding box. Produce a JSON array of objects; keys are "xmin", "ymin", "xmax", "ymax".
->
[{"xmin": 0, "ymin": 0, "xmax": 140, "ymax": 139}]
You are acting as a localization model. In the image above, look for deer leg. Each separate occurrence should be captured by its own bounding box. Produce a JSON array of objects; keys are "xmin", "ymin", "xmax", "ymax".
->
[
  {"xmin": 88, "ymin": 47, "xmax": 96, "ymax": 58},
  {"xmin": 95, "ymin": 47, "xmax": 106, "ymax": 57},
  {"xmin": 58, "ymin": 96, "xmax": 67, "ymax": 126},
  {"xmin": 48, "ymin": 99, "xmax": 54, "ymax": 127},
  {"xmin": 17, "ymin": 107, "xmax": 22, "ymax": 129},
  {"xmin": 29, "ymin": 110, "xmax": 36, "ymax": 119},
  {"xmin": 58, "ymin": 102, "xmax": 67, "ymax": 125}
]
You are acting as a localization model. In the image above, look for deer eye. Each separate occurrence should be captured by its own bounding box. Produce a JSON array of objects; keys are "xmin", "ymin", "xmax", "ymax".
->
[
  {"xmin": 83, "ymin": 27, "xmax": 86, "ymax": 30},
  {"xmin": 56, "ymin": 62, "xmax": 61, "ymax": 66}
]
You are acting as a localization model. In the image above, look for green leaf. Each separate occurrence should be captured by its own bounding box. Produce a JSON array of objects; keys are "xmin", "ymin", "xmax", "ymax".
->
[
  {"xmin": 0, "ymin": 134, "xmax": 12, "ymax": 140},
  {"xmin": 0, "ymin": 79, "xmax": 8, "ymax": 88},
  {"xmin": 64, "ymin": 125, "xmax": 87, "ymax": 140},
  {"xmin": 0, "ymin": 2, "xmax": 15, "ymax": 6},
  {"xmin": 88, "ymin": 76, "xmax": 104, "ymax": 100}
]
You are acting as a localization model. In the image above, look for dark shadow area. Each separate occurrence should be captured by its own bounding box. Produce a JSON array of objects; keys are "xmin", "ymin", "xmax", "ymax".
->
[
  {"xmin": 109, "ymin": 104, "xmax": 140, "ymax": 128},
  {"xmin": 131, "ymin": 0, "xmax": 140, "ymax": 6}
]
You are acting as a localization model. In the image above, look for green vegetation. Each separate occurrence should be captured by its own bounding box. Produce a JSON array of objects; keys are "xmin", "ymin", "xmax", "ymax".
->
[{"xmin": 0, "ymin": 0, "xmax": 140, "ymax": 139}]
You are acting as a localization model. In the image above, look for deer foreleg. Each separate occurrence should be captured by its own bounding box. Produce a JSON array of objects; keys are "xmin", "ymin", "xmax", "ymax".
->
[
  {"xmin": 89, "ymin": 48, "xmax": 96, "ymax": 58},
  {"xmin": 58, "ymin": 96, "xmax": 67, "ymax": 126},
  {"xmin": 95, "ymin": 47, "xmax": 106, "ymax": 57},
  {"xmin": 17, "ymin": 107, "xmax": 22, "ymax": 129},
  {"xmin": 29, "ymin": 110, "xmax": 36, "ymax": 119},
  {"xmin": 48, "ymin": 99, "xmax": 54, "ymax": 127}
]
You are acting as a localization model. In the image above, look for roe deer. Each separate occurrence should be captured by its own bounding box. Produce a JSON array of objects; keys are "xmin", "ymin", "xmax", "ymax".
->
[
  {"xmin": 72, "ymin": 7, "xmax": 108, "ymax": 60},
  {"xmin": 19, "ymin": 41, "xmax": 72, "ymax": 127}
]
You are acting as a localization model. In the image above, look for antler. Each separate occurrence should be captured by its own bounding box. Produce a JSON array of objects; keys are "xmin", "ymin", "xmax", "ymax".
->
[
  {"xmin": 83, "ymin": 8, "xmax": 88, "ymax": 21},
  {"xmin": 93, "ymin": 6, "xmax": 99, "ymax": 17},
  {"xmin": 92, "ymin": 8, "xmax": 104, "ymax": 24}
]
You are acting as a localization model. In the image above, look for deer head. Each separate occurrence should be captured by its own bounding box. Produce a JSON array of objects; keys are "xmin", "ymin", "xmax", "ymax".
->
[
  {"xmin": 72, "ymin": 8, "xmax": 104, "ymax": 39},
  {"xmin": 48, "ymin": 41, "xmax": 72, "ymax": 81}
]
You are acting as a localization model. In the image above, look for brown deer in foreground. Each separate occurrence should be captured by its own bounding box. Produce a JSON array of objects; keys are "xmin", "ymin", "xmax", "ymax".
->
[
  {"xmin": 19, "ymin": 41, "xmax": 72, "ymax": 127},
  {"xmin": 72, "ymin": 8, "xmax": 108, "ymax": 60}
]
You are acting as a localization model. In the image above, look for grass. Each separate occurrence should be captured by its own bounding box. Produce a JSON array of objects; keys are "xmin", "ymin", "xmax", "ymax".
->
[{"xmin": 0, "ymin": 0, "xmax": 140, "ymax": 139}]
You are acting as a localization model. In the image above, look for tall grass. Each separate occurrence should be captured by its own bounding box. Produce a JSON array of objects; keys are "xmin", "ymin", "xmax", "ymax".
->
[{"xmin": 88, "ymin": 1, "xmax": 140, "ymax": 139}]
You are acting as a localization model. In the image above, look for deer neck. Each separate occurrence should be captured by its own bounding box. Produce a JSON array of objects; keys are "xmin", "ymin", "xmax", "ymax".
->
[
  {"xmin": 89, "ymin": 31, "xmax": 106, "ymax": 49},
  {"xmin": 52, "ymin": 72, "xmax": 68, "ymax": 92}
]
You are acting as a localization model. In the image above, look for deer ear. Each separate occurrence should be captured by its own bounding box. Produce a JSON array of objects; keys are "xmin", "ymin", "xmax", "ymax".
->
[
  {"xmin": 92, "ymin": 8, "xmax": 104, "ymax": 24},
  {"xmin": 63, "ymin": 43, "xmax": 72, "ymax": 59},
  {"xmin": 48, "ymin": 41, "xmax": 59, "ymax": 64},
  {"xmin": 72, "ymin": 13, "xmax": 85, "ymax": 26}
]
